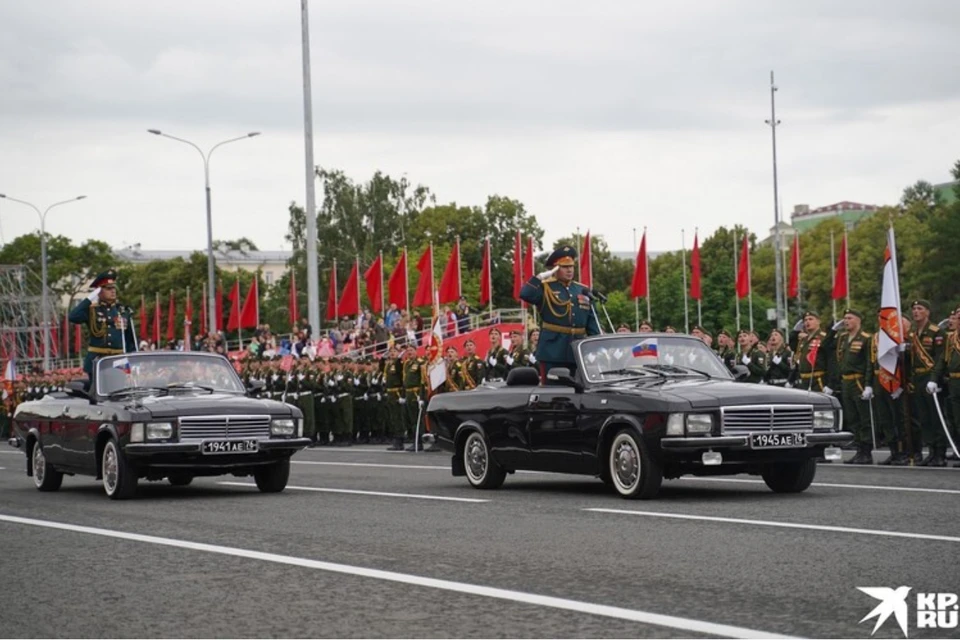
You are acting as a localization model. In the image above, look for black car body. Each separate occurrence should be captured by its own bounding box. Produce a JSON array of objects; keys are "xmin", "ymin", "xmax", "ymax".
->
[
  {"xmin": 8, "ymin": 351, "xmax": 309, "ymax": 499},
  {"xmin": 427, "ymin": 334, "xmax": 851, "ymax": 499}
]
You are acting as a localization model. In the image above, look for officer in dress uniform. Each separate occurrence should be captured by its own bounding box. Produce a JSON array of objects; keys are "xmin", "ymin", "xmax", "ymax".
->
[
  {"xmin": 834, "ymin": 309, "xmax": 874, "ymax": 464},
  {"xmin": 865, "ymin": 313, "xmax": 910, "ymax": 465},
  {"xmin": 69, "ymin": 269, "xmax": 137, "ymax": 378},
  {"xmin": 716, "ymin": 330, "xmax": 737, "ymax": 372},
  {"xmin": 484, "ymin": 327, "xmax": 509, "ymax": 381},
  {"xmin": 789, "ymin": 311, "xmax": 836, "ymax": 392},
  {"xmin": 505, "ymin": 329, "xmax": 531, "ymax": 372},
  {"xmin": 457, "ymin": 339, "xmax": 487, "ymax": 390},
  {"xmin": 736, "ymin": 330, "xmax": 767, "ymax": 383},
  {"xmin": 519, "ymin": 245, "xmax": 601, "ymax": 380},
  {"xmin": 909, "ymin": 299, "xmax": 947, "ymax": 466},
  {"xmin": 764, "ymin": 329, "xmax": 793, "ymax": 386},
  {"xmin": 383, "ymin": 347, "xmax": 406, "ymax": 450}
]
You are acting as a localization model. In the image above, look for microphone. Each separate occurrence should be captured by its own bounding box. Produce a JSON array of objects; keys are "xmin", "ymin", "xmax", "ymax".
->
[{"xmin": 584, "ymin": 288, "xmax": 608, "ymax": 303}]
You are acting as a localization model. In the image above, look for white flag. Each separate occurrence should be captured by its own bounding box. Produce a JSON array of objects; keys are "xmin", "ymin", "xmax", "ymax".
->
[{"xmin": 877, "ymin": 227, "xmax": 903, "ymax": 389}]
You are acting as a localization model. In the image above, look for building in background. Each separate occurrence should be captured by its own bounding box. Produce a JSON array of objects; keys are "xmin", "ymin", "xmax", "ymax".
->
[
  {"xmin": 789, "ymin": 201, "xmax": 881, "ymax": 233},
  {"xmin": 114, "ymin": 247, "xmax": 292, "ymax": 286}
]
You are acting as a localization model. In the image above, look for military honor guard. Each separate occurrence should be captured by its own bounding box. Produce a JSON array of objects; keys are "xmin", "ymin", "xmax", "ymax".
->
[
  {"xmin": 834, "ymin": 309, "xmax": 874, "ymax": 464},
  {"xmin": 764, "ymin": 329, "xmax": 793, "ymax": 387},
  {"xmin": 790, "ymin": 311, "xmax": 836, "ymax": 392},
  {"xmin": 927, "ymin": 303, "xmax": 959, "ymax": 467},
  {"xmin": 484, "ymin": 327, "xmax": 509, "ymax": 381},
  {"xmin": 69, "ymin": 269, "xmax": 137, "ymax": 378},
  {"xmin": 457, "ymin": 339, "xmax": 487, "ymax": 390},
  {"xmin": 736, "ymin": 330, "xmax": 768, "ymax": 383},
  {"xmin": 519, "ymin": 244, "xmax": 601, "ymax": 379}
]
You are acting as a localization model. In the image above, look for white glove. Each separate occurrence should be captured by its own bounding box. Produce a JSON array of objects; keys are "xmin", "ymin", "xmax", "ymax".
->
[
  {"xmin": 399, "ymin": 397, "xmax": 407, "ymax": 405},
  {"xmin": 861, "ymin": 387, "xmax": 874, "ymax": 401},
  {"xmin": 327, "ymin": 380, "xmax": 336, "ymax": 387},
  {"xmin": 362, "ymin": 393, "xmax": 368, "ymax": 401},
  {"xmin": 898, "ymin": 343, "xmax": 908, "ymax": 353},
  {"xmin": 418, "ymin": 399, "xmax": 424, "ymax": 407},
  {"xmin": 354, "ymin": 377, "xmax": 360, "ymax": 385},
  {"xmin": 272, "ymin": 374, "xmax": 279, "ymax": 381},
  {"xmin": 488, "ymin": 356, "xmax": 497, "ymax": 366},
  {"xmin": 741, "ymin": 355, "xmax": 751, "ymax": 365},
  {"xmin": 926, "ymin": 381, "xmax": 940, "ymax": 395},
  {"xmin": 822, "ymin": 386, "xmax": 833, "ymax": 395},
  {"xmin": 336, "ymin": 374, "xmax": 344, "ymax": 381},
  {"xmin": 505, "ymin": 355, "xmax": 515, "ymax": 366},
  {"xmin": 537, "ymin": 266, "xmax": 559, "ymax": 281},
  {"xmin": 297, "ymin": 373, "xmax": 305, "ymax": 380},
  {"xmin": 832, "ymin": 319, "xmax": 844, "ymax": 331},
  {"xmin": 87, "ymin": 287, "xmax": 101, "ymax": 303},
  {"xmin": 376, "ymin": 393, "xmax": 382, "ymax": 401},
  {"xmin": 891, "ymin": 388, "xmax": 903, "ymax": 400},
  {"xmin": 528, "ymin": 354, "xmax": 537, "ymax": 364},
  {"xmin": 772, "ymin": 355, "xmax": 782, "ymax": 365},
  {"xmin": 319, "ymin": 396, "xmax": 327, "ymax": 404},
  {"xmin": 792, "ymin": 319, "xmax": 804, "ymax": 332}
]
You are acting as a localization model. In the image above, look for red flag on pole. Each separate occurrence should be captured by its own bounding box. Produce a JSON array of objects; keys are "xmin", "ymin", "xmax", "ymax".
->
[
  {"xmin": 184, "ymin": 289, "xmax": 193, "ymax": 351},
  {"xmin": 690, "ymin": 232, "xmax": 702, "ymax": 301},
  {"xmin": 50, "ymin": 323, "xmax": 59, "ymax": 359},
  {"xmin": 523, "ymin": 236, "xmax": 534, "ymax": 282},
  {"xmin": 512, "ymin": 231, "xmax": 523, "ymax": 301},
  {"xmin": 736, "ymin": 236, "xmax": 751, "ymax": 299},
  {"xmin": 438, "ymin": 239, "xmax": 461, "ymax": 304},
  {"xmin": 62, "ymin": 314, "xmax": 69, "ymax": 356},
  {"xmin": 388, "ymin": 250, "xmax": 408, "ymax": 310},
  {"xmin": 200, "ymin": 291, "xmax": 207, "ymax": 336},
  {"xmin": 240, "ymin": 277, "xmax": 259, "ymax": 329},
  {"xmin": 788, "ymin": 235, "xmax": 800, "ymax": 299},
  {"xmin": 631, "ymin": 230, "xmax": 648, "ymax": 298},
  {"xmin": 338, "ymin": 261, "xmax": 360, "ymax": 318},
  {"xmin": 325, "ymin": 262, "xmax": 338, "ymax": 321},
  {"xmin": 289, "ymin": 271, "xmax": 300, "ymax": 324},
  {"xmin": 216, "ymin": 281, "xmax": 224, "ymax": 331},
  {"xmin": 412, "ymin": 245, "xmax": 434, "ymax": 307},
  {"xmin": 226, "ymin": 280, "xmax": 241, "ymax": 331},
  {"xmin": 479, "ymin": 238, "xmax": 492, "ymax": 307},
  {"xmin": 153, "ymin": 293, "xmax": 161, "ymax": 344},
  {"xmin": 139, "ymin": 294, "xmax": 147, "ymax": 340},
  {"xmin": 580, "ymin": 231, "xmax": 592, "ymax": 288},
  {"xmin": 363, "ymin": 256, "xmax": 382, "ymax": 314},
  {"xmin": 166, "ymin": 290, "xmax": 176, "ymax": 341},
  {"xmin": 832, "ymin": 233, "xmax": 848, "ymax": 300}
]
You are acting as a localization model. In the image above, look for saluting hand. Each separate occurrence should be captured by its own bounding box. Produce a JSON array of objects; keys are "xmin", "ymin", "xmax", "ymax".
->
[
  {"xmin": 87, "ymin": 287, "xmax": 101, "ymax": 303},
  {"xmin": 537, "ymin": 266, "xmax": 559, "ymax": 281}
]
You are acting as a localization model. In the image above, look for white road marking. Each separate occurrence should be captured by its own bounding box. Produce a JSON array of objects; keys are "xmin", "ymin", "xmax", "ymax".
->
[
  {"xmin": 0, "ymin": 450, "xmax": 21, "ymax": 455},
  {"xmin": 678, "ymin": 476, "xmax": 960, "ymax": 495},
  {"xmin": 0, "ymin": 513, "xmax": 796, "ymax": 639},
  {"xmin": 586, "ymin": 508, "xmax": 960, "ymax": 544},
  {"xmin": 218, "ymin": 482, "xmax": 490, "ymax": 503},
  {"xmin": 294, "ymin": 460, "xmax": 448, "ymax": 471}
]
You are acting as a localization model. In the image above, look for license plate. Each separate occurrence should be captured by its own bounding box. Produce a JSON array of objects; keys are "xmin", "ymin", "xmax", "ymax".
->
[
  {"xmin": 750, "ymin": 432, "xmax": 806, "ymax": 449},
  {"xmin": 201, "ymin": 439, "xmax": 259, "ymax": 455}
]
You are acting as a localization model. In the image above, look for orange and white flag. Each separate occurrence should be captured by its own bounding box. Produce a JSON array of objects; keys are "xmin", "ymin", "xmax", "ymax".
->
[{"xmin": 877, "ymin": 227, "xmax": 904, "ymax": 393}]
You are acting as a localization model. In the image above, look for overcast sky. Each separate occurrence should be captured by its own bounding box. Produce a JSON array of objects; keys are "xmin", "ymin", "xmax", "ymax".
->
[{"xmin": 1, "ymin": 0, "xmax": 958, "ymax": 256}]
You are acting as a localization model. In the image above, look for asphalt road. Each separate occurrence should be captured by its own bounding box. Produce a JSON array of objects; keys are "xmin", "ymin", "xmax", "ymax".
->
[{"xmin": 1, "ymin": 446, "xmax": 958, "ymax": 639}]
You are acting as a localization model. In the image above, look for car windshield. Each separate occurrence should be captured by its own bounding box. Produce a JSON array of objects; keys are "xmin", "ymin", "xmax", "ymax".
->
[
  {"xmin": 95, "ymin": 353, "xmax": 245, "ymax": 396},
  {"xmin": 576, "ymin": 335, "xmax": 732, "ymax": 384}
]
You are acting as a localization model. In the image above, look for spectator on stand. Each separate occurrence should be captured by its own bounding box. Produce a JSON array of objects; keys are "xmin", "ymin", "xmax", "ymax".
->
[{"xmin": 457, "ymin": 297, "xmax": 473, "ymax": 333}]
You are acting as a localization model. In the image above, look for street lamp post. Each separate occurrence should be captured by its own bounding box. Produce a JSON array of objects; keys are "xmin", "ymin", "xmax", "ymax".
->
[
  {"xmin": 147, "ymin": 130, "xmax": 260, "ymax": 338},
  {"xmin": 0, "ymin": 193, "xmax": 87, "ymax": 371}
]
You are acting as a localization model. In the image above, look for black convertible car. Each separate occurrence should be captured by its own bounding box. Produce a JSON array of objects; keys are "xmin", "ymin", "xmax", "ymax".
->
[
  {"xmin": 427, "ymin": 334, "xmax": 851, "ymax": 499},
  {"xmin": 8, "ymin": 351, "xmax": 309, "ymax": 499}
]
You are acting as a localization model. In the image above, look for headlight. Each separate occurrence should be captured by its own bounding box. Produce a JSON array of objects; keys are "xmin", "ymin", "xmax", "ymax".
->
[
  {"xmin": 813, "ymin": 410, "xmax": 835, "ymax": 430},
  {"xmin": 145, "ymin": 422, "xmax": 173, "ymax": 440},
  {"xmin": 666, "ymin": 413, "xmax": 684, "ymax": 436},
  {"xmin": 130, "ymin": 423, "xmax": 144, "ymax": 443},
  {"xmin": 685, "ymin": 413, "xmax": 714, "ymax": 435},
  {"xmin": 271, "ymin": 418, "xmax": 296, "ymax": 436}
]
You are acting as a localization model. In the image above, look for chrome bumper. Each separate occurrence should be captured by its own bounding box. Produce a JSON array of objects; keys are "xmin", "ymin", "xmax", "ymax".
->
[
  {"xmin": 124, "ymin": 438, "xmax": 312, "ymax": 456},
  {"xmin": 660, "ymin": 431, "xmax": 854, "ymax": 451}
]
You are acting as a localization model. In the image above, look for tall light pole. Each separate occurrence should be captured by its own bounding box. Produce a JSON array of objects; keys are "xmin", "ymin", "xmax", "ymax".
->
[
  {"xmin": 765, "ymin": 71, "xmax": 785, "ymax": 329},
  {"xmin": 0, "ymin": 193, "xmax": 87, "ymax": 371},
  {"xmin": 301, "ymin": 0, "xmax": 321, "ymax": 336},
  {"xmin": 148, "ymin": 129, "xmax": 260, "ymax": 337}
]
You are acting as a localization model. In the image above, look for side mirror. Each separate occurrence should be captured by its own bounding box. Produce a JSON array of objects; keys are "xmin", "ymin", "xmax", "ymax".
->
[
  {"xmin": 246, "ymin": 379, "xmax": 265, "ymax": 395},
  {"xmin": 546, "ymin": 367, "xmax": 583, "ymax": 392},
  {"xmin": 732, "ymin": 364, "xmax": 750, "ymax": 381},
  {"xmin": 66, "ymin": 379, "xmax": 89, "ymax": 399}
]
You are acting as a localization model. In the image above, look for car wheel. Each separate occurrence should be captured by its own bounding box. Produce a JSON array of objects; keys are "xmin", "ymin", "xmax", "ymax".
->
[
  {"xmin": 609, "ymin": 429, "xmax": 662, "ymax": 499},
  {"xmin": 102, "ymin": 439, "xmax": 138, "ymax": 500},
  {"xmin": 463, "ymin": 431, "xmax": 505, "ymax": 490},
  {"xmin": 254, "ymin": 459, "xmax": 290, "ymax": 493},
  {"xmin": 32, "ymin": 442, "xmax": 63, "ymax": 492},
  {"xmin": 167, "ymin": 474, "xmax": 194, "ymax": 487},
  {"xmin": 761, "ymin": 458, "xmax": 817, "ymax": 493}
]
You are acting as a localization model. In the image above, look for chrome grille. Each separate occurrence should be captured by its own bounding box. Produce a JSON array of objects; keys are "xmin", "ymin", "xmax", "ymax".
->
[
  {"xmin": 721, "ymin": 405, "xmax": 813, "ymax": 434},
  {"xmin": 178, "ymin": 415, "xmax": 271, "ymax": 441}
]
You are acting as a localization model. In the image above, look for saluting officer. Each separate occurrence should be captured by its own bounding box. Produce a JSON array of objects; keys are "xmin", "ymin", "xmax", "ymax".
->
[
  {"xmin": 764, "ymin": 329, "xmax": 793, "ymax": 387},
  {"xmin": 519, "ymin": 245, "xmax": 601, "ymax": 379},
  {"xmin": 790, "ymin": 311, "xmax": 836, "ymax": 392},
  {"xmin": 835, "ymin": 309, "xmax": 874, "ymax": 464},
  {"xmin": 69, "ymin": 269, "xmax": 137, "ymax": 378},
  {"xmin": 929, "ymin": 304, "xmax": 960, "ymax": 467},
  {"xmin": 737, "ymin": 330, "xmax": 767, "ymax": 383}
]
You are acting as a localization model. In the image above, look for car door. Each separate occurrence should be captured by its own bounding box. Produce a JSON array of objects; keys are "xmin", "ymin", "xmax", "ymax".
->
[
  {"xmin": 526, "ymin": 386, "xmax": 585, "ymax": 472},
  {"xmin": 483, "ymin": 387, "xmax": 534, "ymax": 471},
  {"xmin": 59, "ymin": 400, "xmax": 98, "ymax": 474}
]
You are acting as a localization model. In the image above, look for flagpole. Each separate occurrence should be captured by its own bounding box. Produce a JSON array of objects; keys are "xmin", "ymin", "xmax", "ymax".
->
[
  {"xmin": 403, "ymin": 247, "xmax": 410, "ymax": 313},
  {"xmin": 830, "ymin": 231, "xmax": 837, "ymax": 321},
  {"xmin": 695, "ymin": 226, "xmax": 702, "ymax": 327},
  {"xmin": 333, "ymin": 258, "xmax": 339, "ymax": 323},
  {"xmin": 844, "ymin": 229, "xmax": 850, "ymax": 309},
  {"xmin": 186, "ymin": 285, "xmax": 191, "ymax": 351},
  {"xmin": 379, "ymin": 250, "xmax": 385, "ymax": 318},
  {"xmin": 633, "ymin": 227, "xmax": 639, "ymax": 331},
  {"xmin": 155, "ymin": 291, "xmax": 160, "ymax": 347},
  {"xmin": 681, "ymin": 229, "xmax": 689, "ymax": 333},
  {"xmin": 355, "ymin": 255, "xmax": 361, "ymax": 323},
  {"xmin": 237, "ymin": 270, "xmax": 243, "ymax": 350},
  {"xmin": 644, "ymin": 227, "xmax": 651, "ymax": 326},
  {"xmin": 456, "ymin": 236, "xmax": 461, "ymax": 300},
  {"xmin": 733, "ymin": 231, "xmax": 741, "ymax": 332},
  {"xmin": 486, "ymin": 237, "xmax": 493, "ymax": 318}
]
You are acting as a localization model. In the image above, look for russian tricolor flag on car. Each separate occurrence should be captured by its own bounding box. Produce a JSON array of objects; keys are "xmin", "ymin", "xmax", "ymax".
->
[
  {"xmin": 632, "ymin": 339, "xmax": 658, "ymax": 358},
  {"xmin": 113, "ymin": 358, "xmax": 131, "ymax": 374}
]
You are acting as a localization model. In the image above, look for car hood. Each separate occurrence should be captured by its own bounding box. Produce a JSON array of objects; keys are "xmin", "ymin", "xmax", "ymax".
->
[
  {"xmin": 598, "ymin": 379, "xmax": 839, "ymax": 410},
  {"xmin": 133, "ymin": 392, "xmax": 296, "ymax": 419}
]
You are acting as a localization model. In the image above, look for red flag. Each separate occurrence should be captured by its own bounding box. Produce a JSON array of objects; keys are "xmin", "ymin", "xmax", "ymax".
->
[
  {"xmin": 690, "ymin": 232, "xmax": 702, "ymax": 301},
  {"xmin": 139, "ymin": 295, "xmax": 147, "ymax": 340},
  {"xmin": 153, "ymin": 294, "xmax": 161, "ymax": 344},
  {"xmin": 62, "ymin": 314, "xmax": 69, "ymax": 356},
  {"xmin": 412, "ymin": 245, "xmax": 434, "ymax": 307},
  {"xmin": 166, "ymin": 290, "xmax": 176, "ymax": 341},
  {"xmin": 226, "ymin": 280, "xmax": 241, "ymax": 331},
  {"xmin": 631, "ymin": 230, "xmax": 648, "ymax": 298},
  {"xmin": 239, "ymin": 277, "xmax": 259, "ymax": 329},
  {"xmin": 326, "ymin": 263, "xmax": 338, "ymax": 321},
  {"xmin": 28, "ymin": 331, "xmax": 35, "ymax": 359},
  {"xmin": 363, "ymin": 256, "xmax": 382, "ymax": 314},
  {"xmin": 512, "ymin": 231, "xmax": 523, "ymax": 301},
  {"xmin": 479, "ymin": 238, "xmax": 492, "ymax": 307},
  {"xmin": 832, "ymin": 233, "xmax": 848, "ymax": 300},
  {"xmin": 388, "ymin": 250, "xmax": 408, "ymax": 310},
  {"xmin": 289, "ymin": 271, "xmax": 300, "ymax": 324},
  {"xmin": 736, "ymin": 236, "xmax": 750, "ymax": 299},
  {"xmin": 49, "ymin": 323, "xmax": 59, "ymax": 358},
  {"xmin": 580, "ymin": 231, "xmax": 592, "ymax": 288},
  {"xmin": 438, "ymin": 239, "xmax": 461, "ymax": 304},
  {"xmin": 216, "ymin": 281, "xmax": 224, "ymax": 331},
  {"xmin": 338, "ymin": 261, "xmax": 360, "ymax": 318},
  {"xmin": 788, "ymin": 235, "xmax": 800, "ymax": 299},
  {"xmin": 74, "ymin": 323, "xmax": 81, "ymax": 355},
  {"xmin": 523, "ymin": 236, "xmax": 534, "ymax": 282}
]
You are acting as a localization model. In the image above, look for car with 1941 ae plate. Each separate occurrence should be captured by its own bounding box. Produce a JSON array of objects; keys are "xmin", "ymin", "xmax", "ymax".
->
[
  {"xmin": 427, "ymin": 334, "xmax": 852, "ymax": 499},
  {"xmin": 8, "ymin": 351, "xmax": 309, "ymax": 499}
]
